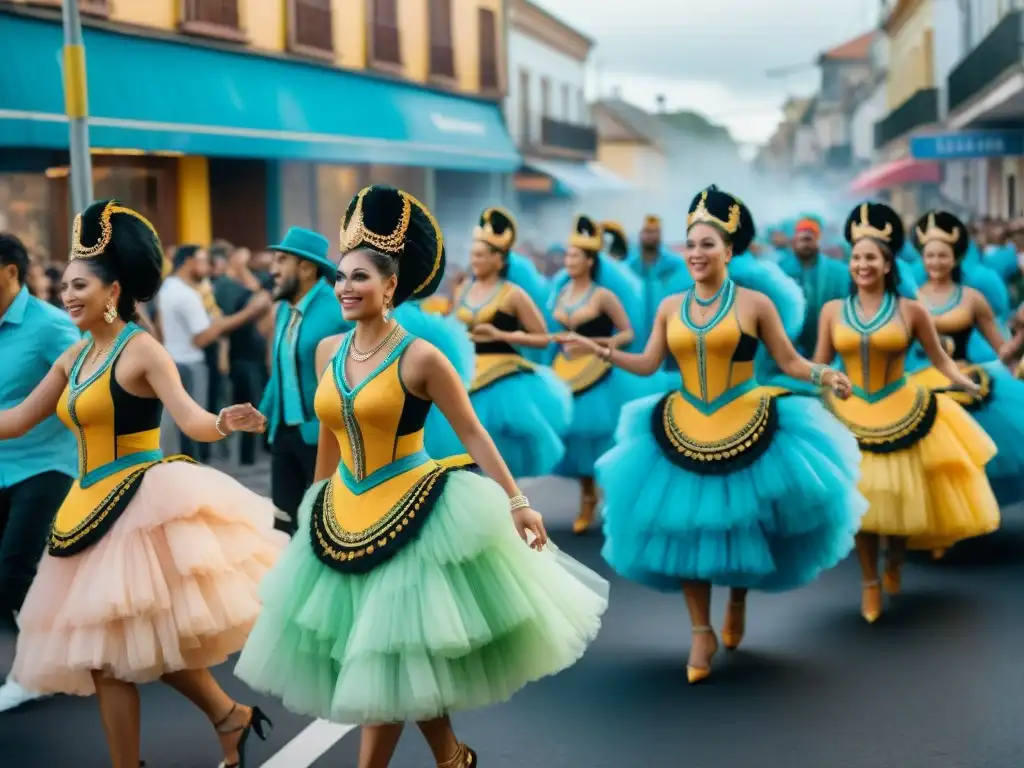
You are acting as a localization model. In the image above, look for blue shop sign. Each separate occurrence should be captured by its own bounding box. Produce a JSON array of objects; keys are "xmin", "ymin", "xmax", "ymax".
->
[{"xmin": 911, "ymin": 131, "xmax": 1024, "ymax": 160}]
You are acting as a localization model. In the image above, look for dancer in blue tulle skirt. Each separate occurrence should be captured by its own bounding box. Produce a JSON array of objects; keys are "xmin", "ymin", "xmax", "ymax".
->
[
  {"xmin": 426, "ymin": 207, "xmax": 572, "ymax": 477},
  {"xmin": 547, "ymin": 215, "xmax": 644, "ymax": 534},
  {"xmin": 905, "ymin": 210, "xmax": 1024, "ymax": 510},
  {"xmin": 560, "ymin": 186, "xmax": 867, "ymax": 683}
]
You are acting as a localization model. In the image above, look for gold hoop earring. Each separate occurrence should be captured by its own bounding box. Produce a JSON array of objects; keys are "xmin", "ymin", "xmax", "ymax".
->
[
  {"xmin": 382, "ymin": 298, "xmax": 392, "ymax": 322},
  {"xmin": 103, "ymin": 299, "xmax": 117, "ymax": 324}
]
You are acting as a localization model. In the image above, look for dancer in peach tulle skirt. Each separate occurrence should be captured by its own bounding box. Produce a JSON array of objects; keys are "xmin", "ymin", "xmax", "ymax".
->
[{"xmin": 0, "ymin": 200, "xmax": 287, "ymax": 768}]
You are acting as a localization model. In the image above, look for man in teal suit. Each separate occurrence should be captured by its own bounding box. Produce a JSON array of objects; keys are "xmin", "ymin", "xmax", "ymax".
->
[
  {"xmin": 624, "ymin": 214, "xmax": 691, "ymax": 357},
  {"xmin": 260, "ymin": 227, "xmax": 352, "ymax": 535}
]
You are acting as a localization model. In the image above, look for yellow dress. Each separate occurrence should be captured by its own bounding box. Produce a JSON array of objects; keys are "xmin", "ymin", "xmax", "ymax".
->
[
  {"xmin": 824, "ymin": 295, "xmax": 999, "ymax": 548},
  {"xmin": 596, "ymin": 280, "xmax": 865, "ymax": 591},
  {"xmin": 12, "ymin": 322, "xmax": 283, "ymax": 695},
  {"xmin": 234, "ymin": 328, "xmax": 607, "ymax": 724},
  {"xmin": 907, "ymin": 287, "xmax": 1024, "ymax": 505},
  {"xmin": 424, "ymin": 279, "xmax": 571, "ymax": 477}
]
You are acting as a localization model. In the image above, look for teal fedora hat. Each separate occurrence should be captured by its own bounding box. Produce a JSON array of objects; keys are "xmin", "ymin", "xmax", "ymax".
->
[{"xmin": 269, "ymin": 227, "xmax": 334, "ymax": 272}]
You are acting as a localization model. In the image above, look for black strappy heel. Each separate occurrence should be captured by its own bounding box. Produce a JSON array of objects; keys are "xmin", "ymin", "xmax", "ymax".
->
[{"xmin": 214, "ymin": 703, "xmax": 272, "ymax": 768}]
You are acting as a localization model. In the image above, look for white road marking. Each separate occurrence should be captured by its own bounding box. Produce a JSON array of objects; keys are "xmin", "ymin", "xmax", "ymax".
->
[{"xmin": 259, "ymin": 719, "xmax": 357, "ymax": 767}]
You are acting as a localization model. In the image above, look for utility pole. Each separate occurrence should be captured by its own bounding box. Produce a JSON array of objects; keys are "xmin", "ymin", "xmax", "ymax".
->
[{"xmin": 62, "ymin": 0, "xmax": 93, "ymax": 215}]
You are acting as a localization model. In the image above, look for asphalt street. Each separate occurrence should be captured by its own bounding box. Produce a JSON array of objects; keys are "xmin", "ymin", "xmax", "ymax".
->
[{"xmin": 2, "ymin": 453, "xmax": 1023, "ymax": 768}]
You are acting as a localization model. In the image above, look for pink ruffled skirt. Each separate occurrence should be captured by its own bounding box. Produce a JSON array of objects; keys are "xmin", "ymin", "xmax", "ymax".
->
[{"xmin": 12, "ymin": 462, "xmax": 287, "ymax": 696}]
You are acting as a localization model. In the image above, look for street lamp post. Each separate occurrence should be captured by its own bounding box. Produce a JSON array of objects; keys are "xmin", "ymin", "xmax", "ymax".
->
[{"xmin": 62, "ymin": 0, "xmax": 93, "ymax": 214}]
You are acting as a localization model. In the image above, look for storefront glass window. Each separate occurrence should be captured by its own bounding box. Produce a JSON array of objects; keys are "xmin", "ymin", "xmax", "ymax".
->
[{"xmin": 0, "ymin": 174, "xmax": 52, "ymax": 262}]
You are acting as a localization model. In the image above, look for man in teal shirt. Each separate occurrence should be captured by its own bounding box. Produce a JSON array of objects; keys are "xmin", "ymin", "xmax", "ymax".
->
[
  {"xmin": 259, "ymin": 228, "xmax": 352, "ymax": 535},
  {"xmin": 0, "ymin": 234, "xmax": 79, "ymax": 711}
]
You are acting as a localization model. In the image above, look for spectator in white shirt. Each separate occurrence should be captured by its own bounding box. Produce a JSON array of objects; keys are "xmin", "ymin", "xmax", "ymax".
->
[{"xmin": 156, "ymin": 245, "xmax": 270, "ymax": 459}]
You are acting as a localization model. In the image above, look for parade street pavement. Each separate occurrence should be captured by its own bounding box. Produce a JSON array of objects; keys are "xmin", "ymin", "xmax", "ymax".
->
[{"xmin": 3, "ymin": 453, "xmax": 1023, "ymax": 767}]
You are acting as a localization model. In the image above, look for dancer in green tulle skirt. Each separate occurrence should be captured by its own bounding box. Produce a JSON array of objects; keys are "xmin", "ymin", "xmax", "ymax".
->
[{"xmin": 235, "ymin": 186, "xmax": 608, "ymax": 768}]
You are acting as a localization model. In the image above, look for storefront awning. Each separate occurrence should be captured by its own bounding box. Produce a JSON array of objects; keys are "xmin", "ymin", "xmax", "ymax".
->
[
  {"xmin": 0, "ymin": 13, "xmax": 520, "ymax": 173},
  {"xmin": 848, "ymin": 157, "xmax": 941, "ymax": 194},
  {"xmin": 521, "ymin": 157, "xmax": 631, "ymax": 196}
]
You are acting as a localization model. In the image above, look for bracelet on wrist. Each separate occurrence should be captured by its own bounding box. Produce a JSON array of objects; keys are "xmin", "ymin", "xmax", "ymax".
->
[
  {"xmin": 214, "ymin": 410, "xmax": 230, "ymax": 437},
  {"xmin": 509, "ymin": 494, "xmax": 530, "ymax": 511},
  {"xmin": 810, "ymin": 363, "xmax": 827, "ymax": 387}
]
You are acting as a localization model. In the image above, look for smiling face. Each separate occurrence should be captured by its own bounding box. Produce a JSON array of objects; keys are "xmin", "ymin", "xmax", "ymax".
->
[
  {"xmin": 684, "ymin": 223, "xmax": 730, "ymax": 283},
  {"xmin": 564, "ymin": 246, "xmax": 592, "ymax": 279},
  {"xmin": 849, "ymin": 239, "xmax": 891, "ymax": 292},
  {"xmin": 61, "ymin": 258, "xmax": 119, "ymax": 330},
  {"xmin": 335, "ymin": 248, "xmax": 398, "ymax": 323},
  {"xmin": 922, "ymin": 240, "xmax": 957, "ymax": 282},
  {"xmin": 469, "ymin": 240, "xmax": 502, "ymax": 280}
]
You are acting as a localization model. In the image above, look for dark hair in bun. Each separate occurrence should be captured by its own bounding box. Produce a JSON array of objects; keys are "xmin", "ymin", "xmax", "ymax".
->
[
  {"xmin": 71, "ymin": 199, "xmax": 164, "ymax": 323},
  {"xmin": 339, "ymin": 185, "xmax": 445, "ymax": 306},
  {"xmin": 686, "ymin": 185, "xmax": 756, "ymax": 255}
]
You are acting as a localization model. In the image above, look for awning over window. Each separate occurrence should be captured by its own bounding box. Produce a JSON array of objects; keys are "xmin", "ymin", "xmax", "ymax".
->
[
  {"xmin": 520, "ymin": 157, "xmax": 631, "ymax": 196},
  {"xmin": 0, "ymin": 12, "xmax": 520, "ymax": 173},
  {"xmin": 848, "ymin": 157, "xmax": 941, "ymax": 194}
]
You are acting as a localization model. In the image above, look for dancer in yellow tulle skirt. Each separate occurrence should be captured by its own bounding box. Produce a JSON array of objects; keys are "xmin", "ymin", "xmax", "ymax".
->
[{"xmin": 814, "ymin": 202, "xmax": 999, "ymax": 624}]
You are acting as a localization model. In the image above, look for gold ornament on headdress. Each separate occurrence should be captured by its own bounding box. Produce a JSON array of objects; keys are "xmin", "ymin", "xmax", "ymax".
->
[
  {"xmin": 339, "ymin": 186, "xmax": 444, "ymax": 296},
  {"xmin": 569, "ymin": 216, "xmax": 603, "ymax": 252},
  {"xmin": 915, "ymin": 212, "xmax": 961, "ymax": 248},
  {"xmin": 687, "ymin": 190, "xmax": 740, "ymax": 234},
  {"xmin": 643, "ymin": 214, "xmax": 661, "ymax": 228},
  {"xmin": 849, "ymin": 202, "xmax": 893, "ymax": 243},
  {"xmin": 71, "ymin": 200, "xmax": 159, "ymax": 260},
  {"xmin": 602, "ymin": 220, "xmax": 626, "ymax": 239},
  {"xmin": 473, "ymin": 207, "xmax": 516, "ymax": 252}
]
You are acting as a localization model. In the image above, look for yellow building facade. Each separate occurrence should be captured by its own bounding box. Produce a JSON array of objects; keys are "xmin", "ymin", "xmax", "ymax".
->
[
  {"xmin": 879, "ymin": 0, "xmax": 936, "ymax": 218},
  {"xmin": 2, "ymin": 0, "xmax": 514, "ymax": 255}
]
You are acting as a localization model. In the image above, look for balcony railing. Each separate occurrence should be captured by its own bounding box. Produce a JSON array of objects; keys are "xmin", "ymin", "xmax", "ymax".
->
[
  {"xmin": 874, "ymin": 87, "xmax": 938, "ymax": 148},
  {"xmin": 429, "ymin": 45, "xmax": 456, "ymax": 79},
  {"xmin": 823, "ymin": 143, "xmax": 853, "ymax": 169},
  {"xmin": 290, "ymin": 0, "xmax": 333, "ymax": 56},
  {"xmin": 180, "ymin": 0, "xmax": 246, "ymax": 41},
  {"xmin": 372, "ymin": 24, "xmax": 402, "ymax": 66},
  {"xmin": 948, "ymin": 11, "xmax": 1023, "ymax": 114},
  {"xmin": 540, "ymin": 117, "xmax": 598, "ymax": 156}
]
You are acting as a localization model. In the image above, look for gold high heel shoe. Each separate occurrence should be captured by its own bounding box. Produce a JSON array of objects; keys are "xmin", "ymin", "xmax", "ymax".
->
[
  {"xmin": 721, "ymin": 599, "xmax": 746, "ymax": 651},
  {"xmin": 686, "ymin": 625, "xmax": 717, "ymax": 684},
  {"xmin": 861, "ymin": 579, "xmax": 882, "ymax": 624},
  {"xmin": 572, "ymin": 479, "xmax": 598, "ymax": 535},
  {"xmin": 438, "ymin": 743, "xmax": 477, "ymax": 767},
  {"xmin": 882, "ymin": 564, "xmax": 902, "ymax": 596}
]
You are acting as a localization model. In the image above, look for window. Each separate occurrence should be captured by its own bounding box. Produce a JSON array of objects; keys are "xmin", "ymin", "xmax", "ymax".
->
[
  {"xmin": 371, "ymin": 0, "xmax": 402, "ymax": 67},
  {"xmin": 519, "ymin": 69, "xmax": 531, "ymax": 144},
  {"xmin": 561, "ymin": 84, "xmax": 570, "ymax": 120},
  {"xmin": 477, "ymin": 8, "xmax": 499, "ymax": 92},
  {"xmin": 428, "ymin": 0, "xmax": 456, "ymax": 79},
  {"xmin": 540, "ymin": 77, "xmax": 551, "ymax": 119},
  {"xmin": 578, "ymin": 89, "xmax": 587, "ymax": 124},
  {"xmin": 1008, "ymin": 174, "xmax": 1017, "ymax": 217},
  {"xmin": 180, "ymin": 0, "xmax": 246, "ymax": 41},
  {"xmin": 289, "ymin": 0, "xmax": 334, "ymax": 56}
]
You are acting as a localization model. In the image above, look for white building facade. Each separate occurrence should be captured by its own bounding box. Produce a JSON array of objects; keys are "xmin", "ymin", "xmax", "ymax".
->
[
  {"xmin": 505, "ymin": 0, "xmax": 621, "ymax": 247},
  {"xmin": 936, "ymin": 0, "xmax": 1024, "ymax": 215}
]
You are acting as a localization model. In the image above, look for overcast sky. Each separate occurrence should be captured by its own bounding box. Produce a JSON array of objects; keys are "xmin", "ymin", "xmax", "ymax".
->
[{"xmin": 535, "ymin": 0, "xmax": 881, "ymax": 146}]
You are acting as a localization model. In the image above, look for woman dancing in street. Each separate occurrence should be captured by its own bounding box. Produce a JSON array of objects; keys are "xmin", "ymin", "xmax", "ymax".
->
[
  {"xmin": 235, "ymin": 186, "xmax": 608, "ymax": 767},
  {"xmin": 561, "ymin": 185, "xmax": 866, "ymax": 682},
  {"xmin": 0, "ymin": 200, "xmax": 285, "ymax": 768},
  {"xmin": 813, "ymin": 202, "xmax": 998, "ymax": 622}
]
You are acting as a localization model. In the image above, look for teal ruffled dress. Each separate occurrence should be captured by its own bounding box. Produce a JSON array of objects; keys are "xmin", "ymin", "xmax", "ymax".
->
[
  {"xmin": 596, "ymin": 281, "xmax": 866, "ymax": 592},
  {"xmin": 424, "ymin": 279, "xmax": 572, "ymax": 478},
  {"xmin": 235, "ymin": 327, "xmax": 607, "ymax": 724}
]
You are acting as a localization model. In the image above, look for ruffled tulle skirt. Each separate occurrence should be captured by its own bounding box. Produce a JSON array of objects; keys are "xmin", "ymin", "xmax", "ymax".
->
[
  {"xmin": 855, "ymin": 394, "xmax": 1000, "ymax": 549},
  {"xmin": 12, "ymin": 462, "xmax": 286, "ymax": 695},
  {"xmin": 554, "ymin": 367, "xmax": 646, "ymax": 478},
  {"xmin": 908, "ymin": 362, "xmax": 1024, "ymax": 506},
  {"xmin": 596, "ymin": 394, "xmax": 866, "ymax": 592},
  {"xmin": 425, "ymin": 366, "xmax": 572, "ymax": 478},
  {"xmin": 234, "ymin": 471, "xmax": 608, "ymax": 724}
]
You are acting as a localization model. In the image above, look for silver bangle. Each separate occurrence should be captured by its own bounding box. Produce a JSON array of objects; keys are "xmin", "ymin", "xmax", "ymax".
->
[
  {"xmin": 509, "ymin": 494, "xmax": 530, "ymax": 511},
  {"xmin": 214, "ymin": 410, "xmax": 229, "ymax": 437}
]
